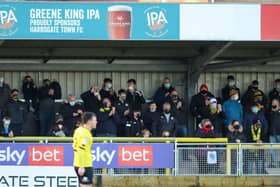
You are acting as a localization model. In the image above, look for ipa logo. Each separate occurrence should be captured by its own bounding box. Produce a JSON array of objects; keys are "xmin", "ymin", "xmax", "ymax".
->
[
  {"xmin": 0, "ymin": 5, "xmax": 18, "ymax": 36},
  {"xmin": 145, "ymin": 6, "xmax": 168, "ymax": 38}
]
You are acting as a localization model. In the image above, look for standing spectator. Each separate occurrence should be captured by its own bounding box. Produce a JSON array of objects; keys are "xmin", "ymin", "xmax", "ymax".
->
[
  {"xmin": 100, "ymin": 78, "xmax": 117, "ymax": 103},
  {"xmin": 223, "ymin": 89, "xmax": 243, "ymax": 127},
  {"xmin": 152, "ymin": 102, "xmax": 177, "ymax": 137},
  {"xmin": 96, "ymin": 98, "xmax": 120, "ymax": 137},
  {"xmin": 267, "ymin": 98, "xmax": 280, "ymax": 167},
  {"xmin": 114, "ymin": 89, "xmax": 130, "ymax": 136},
  {"xmin": 190, "ymin": 84, "xmax": 214, "ymax": 125},
  {"xmin": 3, "ymin": 89, "xmax": 27, "ymax": 137},
  {"xmin": 126, "ymin": 79, "xmax": 145, "ymax": 111},
  {"xmin": 222, "ymin": 75, "xmax": 241, "ymax": 101},
  {"xmin": 143, "ymin": 101, "xmax": 160, "ymax": 134},
  {"xmin": 60, "ymin": 95, "xmax": 84, "ymax": 135},
  {"xmin": 50, "ymin": 79, "xmax": 62, "ymax": 100},
  {"xmin": 153, "ymin": 77, "xmax": 175, "ymax": 108},
  {"xmin": 124, "ymin": 109, "xmax": 145, "ymax": 137},
  {"xmin": 0, "ymin": 76, "xmax": 11, "ymax": 122},
  {"xmin": 22, "ymin": 75, "xmax": 37, "ymax": 112},
  {"xmin": 269, "ymin": 79, "xmax": 280, "ymax": 102},
  {"xmin": 226, "ymin": 120, "xmax": 246, "ymax": 175},
  {"xmin": 38, "ymin": 79, "xmax": 55, "ymax": 136},
  {"xmin": 244, "ymin": 119, "xmax": 266, "ymax": 174},
  {"xmin": 242, "ymin": 80, "xmax": 268, "ymax": 111},
  {"xmin": 243, "ymin": 102, "xmax": 268, "ymax": 135},
  {"xmin": 170, "ymin": 90, "xmax": 187, "ymax": 137},
  {"xmin": 81, "ymin": 86, "xmax": 101, "ymax": 113},
  {"xmin": 204, "ymin": 98, "xmax": 225, "ymax": 137}
]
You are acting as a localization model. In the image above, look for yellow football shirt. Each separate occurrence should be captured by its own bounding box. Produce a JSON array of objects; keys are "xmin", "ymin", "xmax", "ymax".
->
[{"xmin": 73, "ymin": 126, "xmax": 93, "ymax": 167}]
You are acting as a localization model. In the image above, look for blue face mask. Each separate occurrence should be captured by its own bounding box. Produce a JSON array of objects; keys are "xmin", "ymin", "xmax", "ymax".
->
[
  {"xmin": 69, "ymin": 101, "xmax": 75, "ymax": 106},
  {"xmin": 252, "ymin": 107, "xmax": 259, "ymax": 114},
  {"xmin": 164, "ymin": 83, "xmax": 171, "ymax": 89},
  {"xmin": 150, "ymin": 108, "xmax": 156, "ymax": 112}
]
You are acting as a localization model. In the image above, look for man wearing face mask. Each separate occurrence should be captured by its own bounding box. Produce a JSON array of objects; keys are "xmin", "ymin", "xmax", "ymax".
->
[
  {"xmin": 60, "ymin": 95, "xmax": 84, "ymax": 136},
  {"xmin": 223, "ymin": 89, "xmax": 243, "ymax": 127},
  {"xmin": 96, "ymin": 98, "xmax": 120, "ymax": 137},
  {"xmin": 48, "ymin": 114, "xmax": 69, "ymax": 137},
  {"xmin": 204, "ymin": 98, "xmax": 225, "ymax": 137},
  {"xmin": 222, "ymin": 75, "xmax": 241, "ymax": 102},
  {"xmin": 269, "ymin": 79, "xmax": 280, "ymax": 102},
  {"xmin": 100, "ymin": 78, "xmax": 117, "ymax": 103},
  {"xmin": 114, "ymin": 89, "xmax": 130, "ymax": 137},
  {"xmin": 22, "ymin": 75, "xmax": 37, "ymax": 112},
  {"xmin": 81, "ymin": 86, "xmax": 102, "ymax": 114},
  {"xmin": 126, "ymin": 79, "xmax": 145, "ymax": 111},
  {"xmin": 3, "ymin": 89, "xmax": 27, "ymax": 137},
  {"xmin": 152, "ymin": 101, "xmax": 177, "ymax": 137},
  {"xmin": 243, "ymin": 102, "xmax": 268, "ymax": 136},
  {"xmin": 267, "ymin": 98, "xmax": 280, "ymax": 167},
  {"xmin": 190, "ymin": 84, "xmax": 214, "ymax": 125},
  {"xmin": 143, "ymin": 101, "xmax": 160, "ymax": 133},
  {"xmin": 242, "ymin": 80, "xmax": 267, "ymax": 112},
  {"xmin": 125, "ymin": 109, "xmax": 146, "ymax": 137},
  {"xmin": 153, "ymin": 77, "xmax": 175, "ymax": 109}
]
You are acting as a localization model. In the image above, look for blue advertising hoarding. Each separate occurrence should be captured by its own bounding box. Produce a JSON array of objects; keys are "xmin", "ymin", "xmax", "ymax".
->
[
  {"xmin": 0, "ymin": 2, "xmax": 179, "ymax": 40},
  {"xmin": 0, "ymin": 143, "xmax": 174, "ymax": 168}
]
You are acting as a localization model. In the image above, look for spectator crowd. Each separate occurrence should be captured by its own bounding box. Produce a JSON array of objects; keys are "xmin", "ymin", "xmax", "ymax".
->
[{"xmin": 1, "ymin": 75, "xmax": 280, "ymax": 149}]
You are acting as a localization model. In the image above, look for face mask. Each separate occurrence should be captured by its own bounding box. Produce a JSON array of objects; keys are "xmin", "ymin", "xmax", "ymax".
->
[
  {"xmin": 164, "ymin": 109, "xmax": 170, "ymax": 114},
  {"xmin": 277, "ymin": 85, "xmax": 280, "ymax": 90},
  {"xmin": 233, "ymin": 125, "xmax": 240, "ymax": 130},
  {"xmin": 252, "ymin": 86, "xmax": 258, "ymax": 90},
  {"xmin": 164, "ymin": 83, "xmax": 171, "ymax": 89},
  {"xmin": 172, "ymin": 95, "xmax": 178, "ymax": 100},
  {"xmin": 150, "ymin": 108, "xmax": 156, "ymax": 112},
  {"xmin": 228, "ymin": 82, "xmax": 235, "ymax": 87},
  {"xmin": 136, "ymin": 113, "xmax": 141, "ymax": 118},
  {"xmin": 69, "ymin": 101, "xmax": 75, "ymax": 106},
  {"xmin": 210, "ymin": 103, "xmax": 217, "ymax": 109},
  {"xmin": 252, "ymin": 107, "xmax": 259, "ymax": 114},
  {"xmin": 12, "ymin": 95, "xmax": 18, "ymax": 101},
  {"xmin": 58, "ymin": 124, "xmax": 63, "ymax": 130},
  {"xmin": 0, "ymin": 77, "xmax": 3, "ymax": 87},
  {"xmin": 121, "ymin": 95, "xmax": 126, "ymax": 101},
  {"xmin": 128, "ymin": 86, "xmax": 134, "ymax": 92},
  {"xmin": 272, "ymin": 105, "xmax": 278, "ymax": 111},
  {"xmin": 106, "ymin": 83, "xmax": 112, "ymax": 89},
  {"xmin": 201, "ymin": 90, "xmax": 207, "ymax": 95},
  {"xmin": 233, "ymin": 95, "xmax": 239, "ymax": 101},
  {"xmin": 103, "ymin": 102, "xmax": 109, "ymax": 107}
]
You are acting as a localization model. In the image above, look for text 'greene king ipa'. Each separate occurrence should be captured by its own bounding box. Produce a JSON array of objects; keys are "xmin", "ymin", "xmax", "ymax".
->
[{"xmin": 107, "ymin": 5, "xmax": 132, "ymax": 39}]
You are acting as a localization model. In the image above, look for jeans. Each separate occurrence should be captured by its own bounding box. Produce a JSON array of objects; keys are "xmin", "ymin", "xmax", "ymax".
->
[
  {"xmin": 244, "ymin": 150, "xmax": 265, "ymax": 174},
  {"xmin": 39, "ymin": 111, "xmax": 55, "ymax": 136},
  {"xmin": 270, "ymin": 135, "xmax": 280, "ymax": 167},
  {"xmin": 176, "ymin": 127, "xmax": 187, "ymax": 137}
]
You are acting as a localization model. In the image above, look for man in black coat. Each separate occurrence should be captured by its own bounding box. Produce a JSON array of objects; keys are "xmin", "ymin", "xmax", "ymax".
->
[
  {"xmin": 0, "ymin": 76, "xmax": 11, "ymax": 125},
  {"xmin": 190, "ymin": 84, "xmax": 214, "ymax": 125},
  {"xmin": 143, "ymin": 101, "xmax": 160, "ymax": 134},
  {"xmin": 114, "ymin": 89, "xmax": 130, "ymax": 137},
  {"xmin": 96, "ymin": 98, "xmax": 120, "ymax": 137},
  {"xmin": 50, "ymin": 79, "xmax": 62, "ymax": 100},
  {"xmin": 60, "ymin": 95, "xmax": 84, "ymax": 135},
  {"xmin": 153, "ymin": 77, "xmax": 175, "ymax": 109},
  {"xmin": 4, "ymin": 89, "xmax": 28, "ymax": 136},
  {"xmin": 126, "ymin": 79, "xmax": 145, "ymax": 111},
  {"xmin": 221, "ymin": 75, "xmax": 241, "ymax": 102},
  {"xmin": 80, "ymin": 86, "xmax": 101, "ymax": 113},
  {"xmin": 22, "ymin": 75, "xmax": 37, "ymax": 111},
  {"xmin": 152, "ymin": 102, "xmax": 177, "ymax": 137},
  {"xmin": 125, "ymin": 109, "xmax": 145, "ymax": 137},
  {"xmin": 100, "ymin": 78, "xmax": 117, "ymax": 103},
  {"xmin": 269, "ymin": 79, "xmax": 280, "ymax": 102}
]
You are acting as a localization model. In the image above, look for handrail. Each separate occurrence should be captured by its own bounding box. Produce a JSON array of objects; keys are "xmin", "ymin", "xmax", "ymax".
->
[{"xmin": 0, "ymin": 136, "xmax": 228, "ymax": 143}]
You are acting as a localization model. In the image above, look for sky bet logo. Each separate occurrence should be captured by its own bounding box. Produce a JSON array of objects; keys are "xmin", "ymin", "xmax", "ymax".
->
[{"xmin": 0, "ymin": 146, "xmax": 64, "ymax": 166}]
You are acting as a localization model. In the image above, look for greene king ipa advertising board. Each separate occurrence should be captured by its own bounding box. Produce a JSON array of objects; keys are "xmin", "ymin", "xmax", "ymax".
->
[{"xmin": 0, "ymin": 2, "xmax": 179, "ymax": 40}]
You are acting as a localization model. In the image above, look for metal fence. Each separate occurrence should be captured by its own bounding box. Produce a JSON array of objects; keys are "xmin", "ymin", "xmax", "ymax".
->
[{"xmin": 1, "ymin": 137, "xmax": 280, "ymax": 176}]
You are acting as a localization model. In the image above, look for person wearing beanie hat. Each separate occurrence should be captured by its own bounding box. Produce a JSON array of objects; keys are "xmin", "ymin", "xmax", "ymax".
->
[
  {"xmin": 223, "ymin": 89, "xmax": 243, "ymax": 127},
  {"xmin": 241, "ymin": 80, "xmax": 267, "ymax": 112},
  {"xmin": 269, "ymin": 79, "xmax": 280, "ymax": 102},
  {"xmin": 190, "ymin": 84, "xmax": 214, "ymax": 125},
  {"xmin": 222, "ymin": 75, "xmax": 241, "ymax": 101}
]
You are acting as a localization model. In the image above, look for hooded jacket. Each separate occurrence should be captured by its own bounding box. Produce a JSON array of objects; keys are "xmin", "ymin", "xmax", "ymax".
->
[{"xmin": 226, "ymin": 124, "xmax": 247, "ymax": 143}]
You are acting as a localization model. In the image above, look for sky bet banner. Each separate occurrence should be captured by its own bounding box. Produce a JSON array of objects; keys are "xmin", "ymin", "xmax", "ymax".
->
[
  {"xmin": 0, "ymin": 143, "xmax": 174, "ymax": 168},
  {"xmin": 0, "ymin": 2, "xmax": 179, "ymax": 40}
]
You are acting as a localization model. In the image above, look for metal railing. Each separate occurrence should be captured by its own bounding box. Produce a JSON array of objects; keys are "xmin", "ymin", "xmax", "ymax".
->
[{"xmin": 2, "ymin": 137, "xmax": 280, "ymax": 176}]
